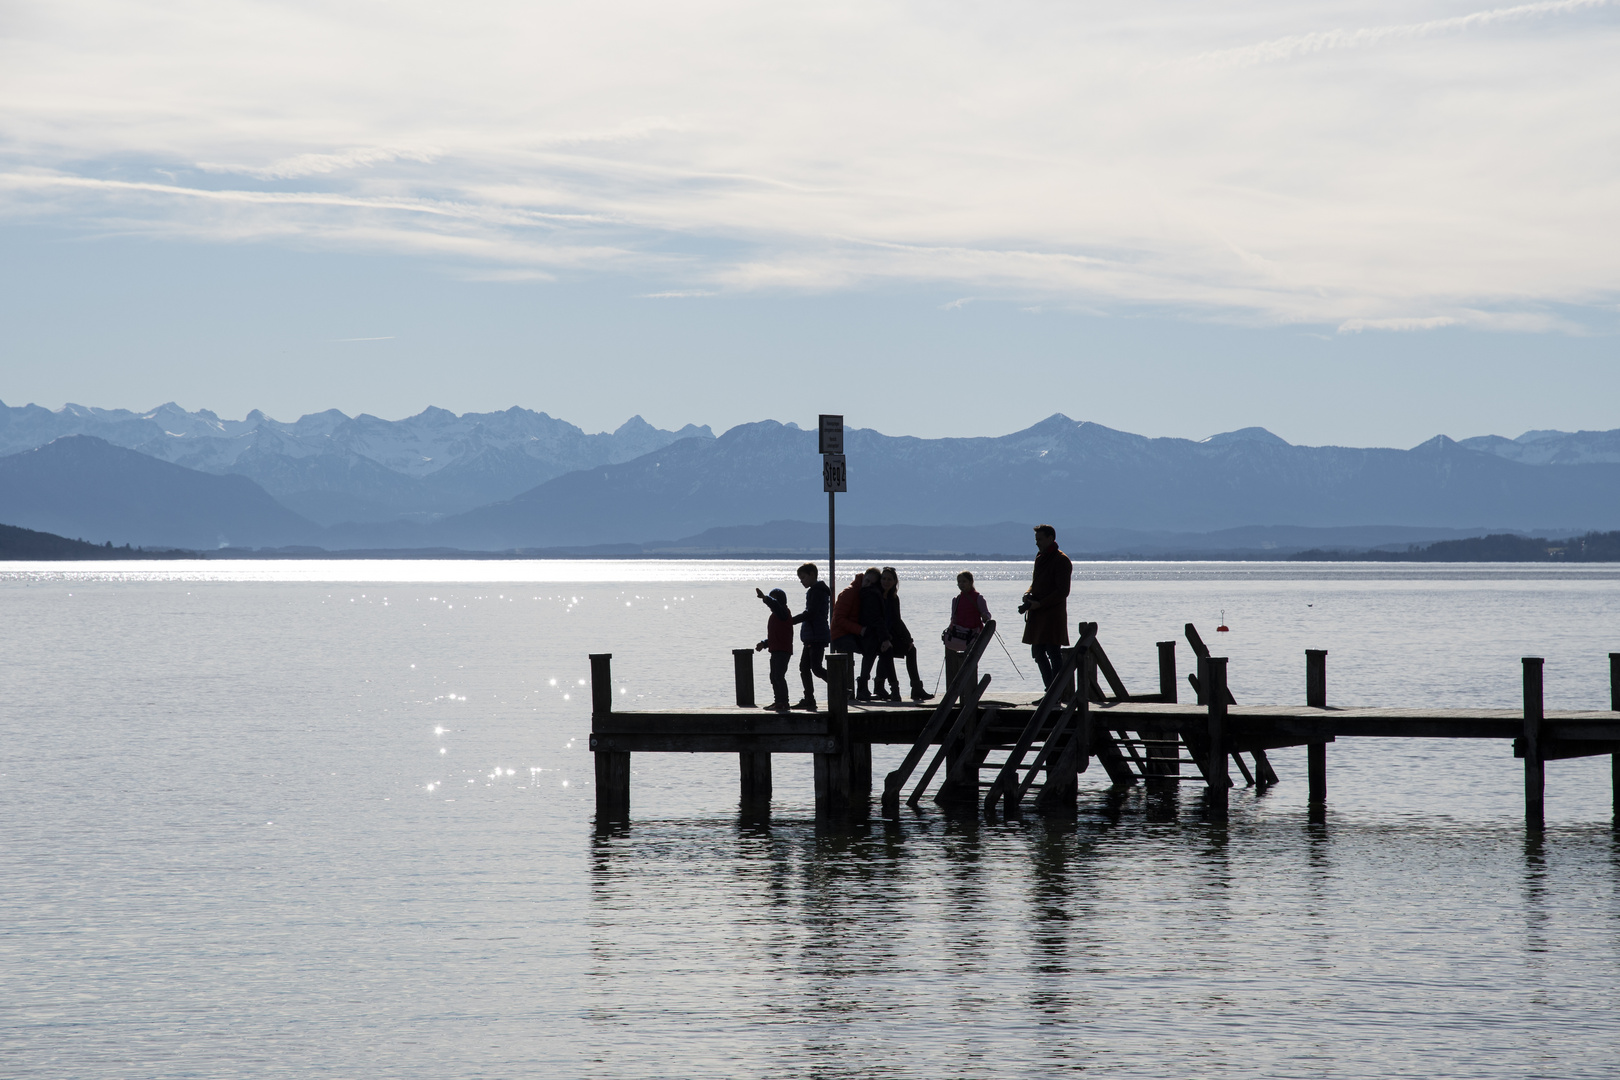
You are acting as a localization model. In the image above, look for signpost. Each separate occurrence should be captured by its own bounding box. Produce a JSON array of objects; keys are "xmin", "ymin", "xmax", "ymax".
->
[{"xmin": 819, "ymin": 415, "xmax": 844, "ymax": 587}]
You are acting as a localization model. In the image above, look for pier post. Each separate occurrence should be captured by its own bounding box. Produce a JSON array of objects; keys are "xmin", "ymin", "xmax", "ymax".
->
[
  {"xmin": 590, "ymin": 653, "xmax": 629, "ymax": 821},
  {"xmin": 739, "ymin": 752, "xmax": 771, "ymax": 810},
  {"xmin": 1610, "ymin": 653, "xmax": 1618, "ymax": 823},
  {"xmin": 1157, "ymin": 641, "xmax": 1178, "ymax": 703},
  {"xmin": 1205, "ymin": 657, "xmax": 1229, "ymax": 821},
  {"xmin": 732, "ymin": 648, "xmax": 756, "ymax": 708},
  {"xmin": 1306, "ymin": 650, "xmax": 1327, "ymax": 807},
  {"xmin": 1523, "ymin": 657, "xmax": 1545, "ymax": 833},
  {"xmin": 814, "ymin": 653, "xmax": 865, "ymax": 817}
]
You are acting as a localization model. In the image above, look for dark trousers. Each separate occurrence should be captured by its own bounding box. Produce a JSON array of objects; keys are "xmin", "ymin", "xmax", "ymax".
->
[
  {"xmin": 877, "ymin": 644, "xmax": 921, "ymax": 694},
  {"xmin": 799, "ymin": 641, "xmax": 828, "ymax": 701},
  {"xmin": 768, "ymin": 650, "xmax": 792, "ymax": 706},
  {"xmin": 1031, "ymin": 643, "xmax": 1064, "ymax": 689},
  {"xmin": 944, "ymin": 649, "xmax": 966, "ymax": 691}
]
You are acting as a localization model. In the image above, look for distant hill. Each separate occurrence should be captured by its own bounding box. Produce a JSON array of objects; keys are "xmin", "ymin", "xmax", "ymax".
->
[
  {"xmin": 0, "ymin": 401, "xmax": 713, "ymax": 524},
  {"xmin": 380, "ymin": 416, "xmax": 1620, "ymax": 550},
  {"xmin": 0, "ymin": 522, "xmax": 193, "ymax": 560},
  {"xmin": 0, "ymin": 436, "xmax": 317, "ymax": 549}
]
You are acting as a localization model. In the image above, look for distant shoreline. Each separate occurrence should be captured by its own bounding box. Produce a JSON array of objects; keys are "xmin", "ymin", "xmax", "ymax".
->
[{"xmin": 6, "ymin": 521, "xmax": 1619, "ymax": 564}]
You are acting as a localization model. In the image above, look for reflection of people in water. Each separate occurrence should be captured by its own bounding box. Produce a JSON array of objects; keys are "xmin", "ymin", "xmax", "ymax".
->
[{"xmin": 1022, "ymin": 524, "xmax": 1072, "ymax": 689}]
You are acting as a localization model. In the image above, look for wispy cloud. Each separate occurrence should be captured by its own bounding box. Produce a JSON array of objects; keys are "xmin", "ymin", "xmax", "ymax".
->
[
  {"xmin": 1192, "ymin": 0, "xmax": 1615, "ymax": 69},
  {"xmin": 2, "ymin": 0, "xmax": 1617, "ymax": 329},
  {"xmin": 332, "ymin": 335, "xmax": 395, "ymax": 342}
]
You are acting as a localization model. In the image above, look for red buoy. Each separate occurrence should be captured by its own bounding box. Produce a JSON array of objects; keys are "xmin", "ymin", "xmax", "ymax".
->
[{"xmin": 1216, "ymin": 609, "xmax": 1229, "ymax": 632}]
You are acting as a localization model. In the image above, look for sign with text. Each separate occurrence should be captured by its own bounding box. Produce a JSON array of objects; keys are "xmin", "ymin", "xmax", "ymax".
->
[
  {"xmin": 818, "ymin": 414, "xmax": 844, "ymax": 456},
  {"xmin": 822, "ymin": 453, "xmax": 847, "ymax": 493}
]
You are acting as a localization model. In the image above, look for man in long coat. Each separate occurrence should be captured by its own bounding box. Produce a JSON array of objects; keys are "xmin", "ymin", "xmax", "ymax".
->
[{"xmin": 1021, "ymin": 523, "xmax": 1072, "ymax": 689}]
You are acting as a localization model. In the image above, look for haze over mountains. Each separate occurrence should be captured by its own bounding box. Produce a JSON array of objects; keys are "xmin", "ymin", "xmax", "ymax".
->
[{"xmin": 2, "ymin": 401, "xmax": 1618, "ymax": 556}]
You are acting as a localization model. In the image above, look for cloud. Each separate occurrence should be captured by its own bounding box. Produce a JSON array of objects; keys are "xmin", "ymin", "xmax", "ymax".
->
[
  {"xmin": 1192, "ymin": 0, "xmax": 1615, "ymax": 69},
  {"xmin": 1, "ymin": 0, "xmax": 1617, "ymax": 329}
]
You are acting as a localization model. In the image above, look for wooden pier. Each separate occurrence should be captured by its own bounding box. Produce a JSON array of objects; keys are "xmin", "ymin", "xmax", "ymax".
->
[{"xmin": 588, "ymin": 623, "xmax": 1620, "ymax": 830}]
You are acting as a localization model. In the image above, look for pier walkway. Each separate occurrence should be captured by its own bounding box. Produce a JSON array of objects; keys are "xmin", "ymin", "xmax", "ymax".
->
[{"xmin": 588, "ymin": 622, "xmax": 1620, "ymax": 831}]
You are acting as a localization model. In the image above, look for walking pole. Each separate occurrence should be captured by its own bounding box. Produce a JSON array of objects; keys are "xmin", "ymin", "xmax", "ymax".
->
[
  {"xmin": 995, "ymin": 629, "xmax": 1027, "ymax": 680},
  {"xmin": 933, "ymin": 657, "xmax": 945, "ymax": 694}
]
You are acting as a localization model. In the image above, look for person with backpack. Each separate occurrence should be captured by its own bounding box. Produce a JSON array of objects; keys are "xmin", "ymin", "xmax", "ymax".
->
[
  {"xmin": 942, "ymin": 570, "xmax": 991, "ymax": 690},
  {"xmin": 789, "ymin": 562, "xmax": 831, "ymax": 711}
]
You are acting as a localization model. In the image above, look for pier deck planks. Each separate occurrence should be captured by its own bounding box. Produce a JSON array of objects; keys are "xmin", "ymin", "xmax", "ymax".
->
[{"xmin": 590, "ymin": 700, "xmax": 1620, "ymax": 752}]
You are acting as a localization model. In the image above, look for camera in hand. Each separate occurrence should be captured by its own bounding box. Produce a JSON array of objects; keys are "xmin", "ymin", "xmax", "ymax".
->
[{"xmin": 1016, "ymin": 601, "xmax": 1030, "ymax": 615}]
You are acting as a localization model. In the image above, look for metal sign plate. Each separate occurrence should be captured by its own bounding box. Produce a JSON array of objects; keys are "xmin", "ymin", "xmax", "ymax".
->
[
  {"xmin": 818, "ymin": 414, "xmax": 844, "ymax": 456},
  {"xmin": 822, "ymin": 453, "xmax": 847, "ymax": 493}
]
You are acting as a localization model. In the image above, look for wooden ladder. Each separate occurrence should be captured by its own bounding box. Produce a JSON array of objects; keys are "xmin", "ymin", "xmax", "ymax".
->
[{"xmin": 880, "ymin": 619, "xmax": 999, "ymax": 817}]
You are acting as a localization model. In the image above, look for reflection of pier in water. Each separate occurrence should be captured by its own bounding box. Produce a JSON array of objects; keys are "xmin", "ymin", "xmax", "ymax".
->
[{"xmin": 588, "ymin": 621, "xmax": 1620, "ymax": 831}]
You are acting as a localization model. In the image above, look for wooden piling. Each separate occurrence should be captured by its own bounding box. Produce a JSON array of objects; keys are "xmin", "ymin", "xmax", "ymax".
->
[
  {"xmin": 732, "ymin": 648, "xmax": 756, "ymax": 708},
  {"xmin": 1206, "ymin": 657, "xmax": 1229, "ymax": 820},
  {"xmin": 1611, "ymin": 653, "xmax": 1619, "ymax": 823},
  {"xmin": 739, "ymin": 751, "xmax": 772, "ymax": 808},
  {"xmin": 1523, "ymin": 657, "xmax": 1545, "ymax": 832},
  {"xmin": 1306, "ymin": 650, "xmax": 1327, "ymax": 805},
  {"xmin": 814, "ymin": 653, "xmax": 865, "ymax": 816},
  {"xmin": 590, "ymin": 653, "xmax": 630, "ymax": 820}
]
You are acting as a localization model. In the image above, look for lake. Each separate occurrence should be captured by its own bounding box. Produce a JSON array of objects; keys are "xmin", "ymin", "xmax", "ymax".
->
[{"xmin": 2, "ymin": 559, "xmax": 1618, "ymax": 1078}]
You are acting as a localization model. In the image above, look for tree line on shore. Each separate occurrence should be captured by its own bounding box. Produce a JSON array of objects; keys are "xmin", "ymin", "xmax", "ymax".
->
[{"xmin": 1290, "ymin": 531, "xmax": 1620, "ymax": 562}]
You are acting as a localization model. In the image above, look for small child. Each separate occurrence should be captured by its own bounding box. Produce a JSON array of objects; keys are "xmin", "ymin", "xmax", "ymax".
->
[{"xmin": 754, "ymin": 587, "xmax": 794, "ymax": 712}]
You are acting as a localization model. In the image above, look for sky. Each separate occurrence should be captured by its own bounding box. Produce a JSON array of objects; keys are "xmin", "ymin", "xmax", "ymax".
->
[{"xmin": 2, "ymin": 0, "xmax": 1617, "ymax": 446}]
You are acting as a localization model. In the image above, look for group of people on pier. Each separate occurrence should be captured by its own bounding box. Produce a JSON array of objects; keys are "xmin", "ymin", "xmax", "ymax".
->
[{"xmin": 754, "ymin": 523, "xmax": 1073, "ymax": 711}]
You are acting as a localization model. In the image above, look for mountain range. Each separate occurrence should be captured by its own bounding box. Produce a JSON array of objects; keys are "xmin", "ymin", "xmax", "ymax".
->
[
  {"xmin": 1, "ymin": 401, "xmax": 1618, "ymax": 556},
  {"xmin": 0, "ymin": 401, "xmax": 712, "ymax": 524}
]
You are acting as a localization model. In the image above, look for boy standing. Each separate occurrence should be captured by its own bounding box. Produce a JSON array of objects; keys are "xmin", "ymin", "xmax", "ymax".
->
[
  {"xmin": 754, "ymin": 587, "xmax": 794, "ymax": 712},
  {"xmin": 789, "ymin": 563, "xmax": 830, "ymax": 711}
]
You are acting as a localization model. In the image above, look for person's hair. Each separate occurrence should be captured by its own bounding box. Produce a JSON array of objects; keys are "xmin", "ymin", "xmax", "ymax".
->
[
  {"xmin": 881, "ymin": 566, "xmax": 898, "ymax": 583},
  {"xmin": 864, "ymin": 566, "xmax": 881, "ymax": 581},
  {"xmin": 797, "ymin": 562, "xmax": 818, "ymax": 579},
  {"xmin": 957, "ymin": 570, "xmax": 974, "ymax": 586},
  {"xmin": 1034, "ymin": 524, "xmax": 1057, "ymax": 542}
]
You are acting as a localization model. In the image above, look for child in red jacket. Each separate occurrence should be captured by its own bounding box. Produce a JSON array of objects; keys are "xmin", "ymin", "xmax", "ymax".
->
[{"xmin": 755, "ymin": 587, "xmax": 794, "ymax": 712}]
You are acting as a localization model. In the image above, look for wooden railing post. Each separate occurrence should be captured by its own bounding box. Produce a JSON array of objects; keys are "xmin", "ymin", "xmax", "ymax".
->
[
  {"xmin": 590, "ymin": 653, "xmax": 629, "ymax": 821},
  {"xmin": 1523, "ymin": 657, "xmax": 1545, "ymax": 832},
  {"xmin": 1157, "ymin": 640, "xmax": 1178, "ymax": 703},
  {"xmin": 1206, "ymin": 657, "xmax": 1229, "ymax": 821},
  {"xmin": 1306, "ymin": 649, "xmax": 1327, "ymax": 806},
  {"xmin": 732, "ymin": 648, "xmax": 756, "ymax": 708}
]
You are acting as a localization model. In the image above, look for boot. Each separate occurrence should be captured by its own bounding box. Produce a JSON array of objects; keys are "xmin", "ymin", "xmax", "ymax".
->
[
  {"xmin": 910, "ymin": 685, "xmax": 935, "ymax": 702},
  {"xmin": 856, "ymin": 679, "xmax": 872, "ymax": 702},
  {"xmin": 791, "ymin": 697, "xmax": 818, "ymax": 711}
]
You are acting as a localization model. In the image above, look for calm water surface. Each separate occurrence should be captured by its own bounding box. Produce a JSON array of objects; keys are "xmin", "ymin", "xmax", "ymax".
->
[{"xmin": 2, "ymin": 560, "xmax": 1618, "ymax": 1078}]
